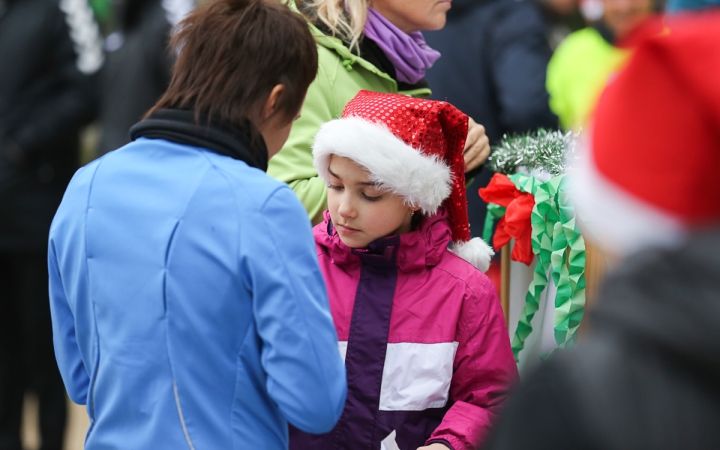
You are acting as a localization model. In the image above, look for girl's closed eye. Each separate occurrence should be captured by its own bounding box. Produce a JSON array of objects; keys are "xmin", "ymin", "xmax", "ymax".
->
[
  {"xmin": 327, "ymin": 183, "xmax": 343, "ymax": 191},
  {"xmin": 362, "ymin": 192, "xmax": 382, "ymax": 202}
]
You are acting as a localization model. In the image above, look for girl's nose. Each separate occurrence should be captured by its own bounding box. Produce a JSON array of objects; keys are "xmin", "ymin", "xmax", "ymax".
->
[{"xmin": 337, "ymin": 195, "xmax": 356, "ymax": 219}]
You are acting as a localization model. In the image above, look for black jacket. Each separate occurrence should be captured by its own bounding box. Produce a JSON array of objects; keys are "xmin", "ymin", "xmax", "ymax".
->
[
  {"xmin": 484, "ymin": 230, "xmax": 720, "ymax": 450},
  {"xmin": 97, "ymin": 0, "xmax": 193, "ymax": 155},
  {"xmin": 424, "ymin": 0, "xmax": 557, "ymax": 144},
  {"xmin": 0, "ymin": 0, "xmax": 102, "ymax": 251},
  {"xmin": 423, "ymin": 0, "xmax": 558, "ymax": 237}
]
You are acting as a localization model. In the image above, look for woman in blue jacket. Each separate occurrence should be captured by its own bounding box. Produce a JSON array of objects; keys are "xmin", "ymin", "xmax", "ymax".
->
[{"xmin": 47, "ymin": 0, "xmax": 347, "ymax": 448}]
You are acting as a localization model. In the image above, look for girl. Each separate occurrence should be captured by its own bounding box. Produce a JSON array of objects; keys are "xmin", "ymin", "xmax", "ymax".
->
[{"xmin": 291, "ymin": 90, "xmax": 518, "ymax": 450}]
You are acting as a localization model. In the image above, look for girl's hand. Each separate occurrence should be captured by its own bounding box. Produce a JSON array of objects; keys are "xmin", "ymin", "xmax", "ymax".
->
[
  {"xmin": 463, "ymin": 117, "xmax": 491, "ymax": 173},
  {"xmin": 417, "ymin": 443, "xmax": 452, "ymax": 450}
]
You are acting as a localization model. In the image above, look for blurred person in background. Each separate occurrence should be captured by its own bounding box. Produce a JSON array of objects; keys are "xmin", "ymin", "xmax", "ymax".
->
[
  {"xmin": 482, "ymin": 12, "xmax": 720, "ymax": 450},
  {"xmin": 268, "ymin": 0, "xmax": 492, "ymax": 225},
  {"xmin": 546, "ymin": 0, "xmax": 655, "ymax": 130},
  {"xmin": 537, "ymin": 0, "xmax": 587, "ymax": 49},
  {"xmin": 48, "ymin": 0, "xmax": 347, "ymax": 447},
  {"xmin": 0, "ymin": 0, "xmax": 103, "ymax": 448},
  {"xmin": 424, "ymin": 0, "xmax": 559, "ymax": 239},
  {"xmin": 97, "ymin": 0, "xmax": 194, "ymax": 155},
  {"xmin": 424, "ymin": 0, "xmax": 558, "ymax": 145}
]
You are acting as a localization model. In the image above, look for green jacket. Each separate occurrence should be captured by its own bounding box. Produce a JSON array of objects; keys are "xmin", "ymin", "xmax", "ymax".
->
[
  {"xmin": 267, "ymin": 23, "xmax": 431, "ymax": 224},
  {"xmin": 546, "ymin": 27, "xmax": 628, "ymax": 130}
]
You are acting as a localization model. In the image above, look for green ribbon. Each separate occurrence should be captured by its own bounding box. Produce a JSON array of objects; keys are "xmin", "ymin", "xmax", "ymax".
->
[
  {"xmin": 550, "ymin": 178, "xmax": 586, "ymax": 349},
  {"xmin": 484, "ymin": 174, "xmax": 587, "ymax": 362},
  {"xmin": 482, "ymin": 203, "xmax": 506, "ymax": 245}
]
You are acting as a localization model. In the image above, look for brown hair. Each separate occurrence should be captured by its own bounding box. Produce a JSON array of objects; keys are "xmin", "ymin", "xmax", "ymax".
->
[{"xmin": 148, "ymin": 0, "xmax": 318, "ymax": 129}]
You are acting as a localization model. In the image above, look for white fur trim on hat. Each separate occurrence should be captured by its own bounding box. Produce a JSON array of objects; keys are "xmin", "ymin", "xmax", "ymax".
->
[
  {"xmin": 312, "ymin": 117, "xmax": 452, "ymax": 215},
  {"xmin": 450, "ymin": 238, "xmax": 495, "ymax": 272},
  {"xmin": 571, "ymin": 141, "xmax": 686, "ymax": 257}
]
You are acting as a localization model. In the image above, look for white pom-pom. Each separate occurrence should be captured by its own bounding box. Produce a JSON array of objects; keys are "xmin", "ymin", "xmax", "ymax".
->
[{"xmin": 450, "ymin": 238, "xmax": 495, "ymax": 272}]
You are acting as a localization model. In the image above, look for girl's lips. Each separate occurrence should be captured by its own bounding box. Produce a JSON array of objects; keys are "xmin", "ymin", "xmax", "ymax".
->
[{"xmin": 336, "ymin": 224, "xmax": 360, "ymax": 235}]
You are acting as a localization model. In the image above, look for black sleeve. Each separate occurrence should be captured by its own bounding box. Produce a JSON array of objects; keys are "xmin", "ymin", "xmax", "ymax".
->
[
  {"xmin": 481, "ymin": 361, "xmax": 599, "ymax": 450},
  {"xmin": 10, "ymin": 0, "xmax": 103, "ymax": 154},
  {"xmin": 489, "ymin": 2, "xmax": 559, "ymax": 134}
]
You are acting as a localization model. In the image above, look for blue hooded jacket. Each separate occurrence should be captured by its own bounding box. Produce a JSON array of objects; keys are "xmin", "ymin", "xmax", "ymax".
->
[{"xmin": 48, "ymin": 110, "xmax": 347, "ymax": 449}]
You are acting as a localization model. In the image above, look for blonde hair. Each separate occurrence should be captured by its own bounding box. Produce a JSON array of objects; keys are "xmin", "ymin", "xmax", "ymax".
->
[{"xmin": 298, "ymin": 0, "xmax": 370, "ymax": 52}]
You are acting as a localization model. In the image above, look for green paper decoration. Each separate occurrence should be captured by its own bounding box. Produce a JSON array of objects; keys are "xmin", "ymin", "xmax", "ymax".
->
[
  {"xmin": 482, "ymin": 129, "xmax": 587, "ymax": 361},
  {"xmin": 486, "ymin": 174, "xmax": 587, "ymax": 362}
]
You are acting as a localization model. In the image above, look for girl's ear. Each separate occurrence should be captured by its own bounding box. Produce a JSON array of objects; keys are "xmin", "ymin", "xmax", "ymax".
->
[{"xmin": 262, "ymin": 84, "xmax": 284, "ymax": 121}]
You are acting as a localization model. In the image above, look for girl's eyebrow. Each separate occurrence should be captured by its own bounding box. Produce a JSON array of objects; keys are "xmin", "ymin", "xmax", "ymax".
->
[
  {"xmin": 328, "ymin": 164, "xmax": 378, "ymax": 186},
  {"xmin": 327, "ymin": 165, "xmax": 342, "ymax": 180}
]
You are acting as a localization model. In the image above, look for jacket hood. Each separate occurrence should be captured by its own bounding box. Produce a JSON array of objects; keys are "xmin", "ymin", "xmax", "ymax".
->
[
  {"xmin": 314, "ymin": 208, "xmax": 452, "ymax": 271},
  {"xmin": 591, "ymin": 229, "xmax": 720, "ymax": 376},
  {"xmin": 306, "ymin": 20, "xmax": 431, "ymax": 95},
  {"xmin": 307, "ymin": 21, "xmax": 382, "ymax": 77}
]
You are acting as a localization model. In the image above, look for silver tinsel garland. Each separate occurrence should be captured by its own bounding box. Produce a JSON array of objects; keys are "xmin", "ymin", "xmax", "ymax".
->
[{"xmin": 487, "ymin": 128, "xmax": 581, "ymax": 176}]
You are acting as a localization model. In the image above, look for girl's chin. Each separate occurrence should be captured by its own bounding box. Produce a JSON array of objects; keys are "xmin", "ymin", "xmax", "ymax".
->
[{"xmin": 338, "ymin": 235, "xmax": 369, "ymax": 249}]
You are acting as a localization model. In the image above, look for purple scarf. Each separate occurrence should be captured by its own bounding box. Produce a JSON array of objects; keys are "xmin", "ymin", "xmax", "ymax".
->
[{"xmin": 362, "ymin": 7, "xmax": 441, "ymax": 85}]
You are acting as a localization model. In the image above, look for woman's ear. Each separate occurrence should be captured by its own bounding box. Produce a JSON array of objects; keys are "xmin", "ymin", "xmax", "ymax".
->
[{"xmin": 262, "ymin": 84, "xmax": 284, "ymax": 121}]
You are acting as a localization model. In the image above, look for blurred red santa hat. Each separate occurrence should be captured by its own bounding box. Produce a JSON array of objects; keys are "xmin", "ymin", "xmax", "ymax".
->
[{"xmin": 573, "ymin": 13, "xmax": 720, "ymax": 256}]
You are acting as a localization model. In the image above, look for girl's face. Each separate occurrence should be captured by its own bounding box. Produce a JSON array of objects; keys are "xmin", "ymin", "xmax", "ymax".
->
[
  {"xmin": 326, "ymin": 155, "xmax": 417, "ymax": 249},
  {"xmin": 371, "ymin": 0, "xmax": 451, "ymax": 33}
]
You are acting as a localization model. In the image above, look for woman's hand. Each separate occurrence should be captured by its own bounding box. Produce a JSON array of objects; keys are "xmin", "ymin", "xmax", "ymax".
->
[
  {"xmin": 463, "ymin": 117, "xmax": 491, "ymax": 173},
  {"xmin": 417, "ymin": 443, "xmax": 452, "ymax": 450}
]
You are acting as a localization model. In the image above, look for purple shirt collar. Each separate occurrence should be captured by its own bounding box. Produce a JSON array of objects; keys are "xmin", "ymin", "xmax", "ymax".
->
[{"xmin": 362, "ymin": 7, "xmax": 441, "ymax": 84}]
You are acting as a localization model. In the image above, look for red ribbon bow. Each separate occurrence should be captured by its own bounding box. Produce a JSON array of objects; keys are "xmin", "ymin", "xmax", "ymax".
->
[{"xmin": 479, "ymin": 174, "xmax": 535, "ymax": 265}]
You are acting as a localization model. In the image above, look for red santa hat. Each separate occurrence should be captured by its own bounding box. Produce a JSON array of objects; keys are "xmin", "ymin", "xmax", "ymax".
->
[
  {"xmin": 573, "ymin": 13, "xmax": 720, "ymax": 256},
  {"xmin": 312, "ymin": 90, "xmax": 494, "ymax": 272}
]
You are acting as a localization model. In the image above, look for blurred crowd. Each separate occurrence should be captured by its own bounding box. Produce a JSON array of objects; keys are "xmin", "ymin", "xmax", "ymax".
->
[
  {"xmin": 0, "ymin": 1, "xmax": 194, "ymax": 447},
  {"xmin": 1, "ymin": 0, "xmax": 718, "ymax": 448}
]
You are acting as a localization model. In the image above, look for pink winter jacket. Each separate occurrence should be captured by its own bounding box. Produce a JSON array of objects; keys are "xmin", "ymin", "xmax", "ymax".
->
[{"xmin": 290, "ymin": 209, "xmax": 518, "ymax": 450}]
